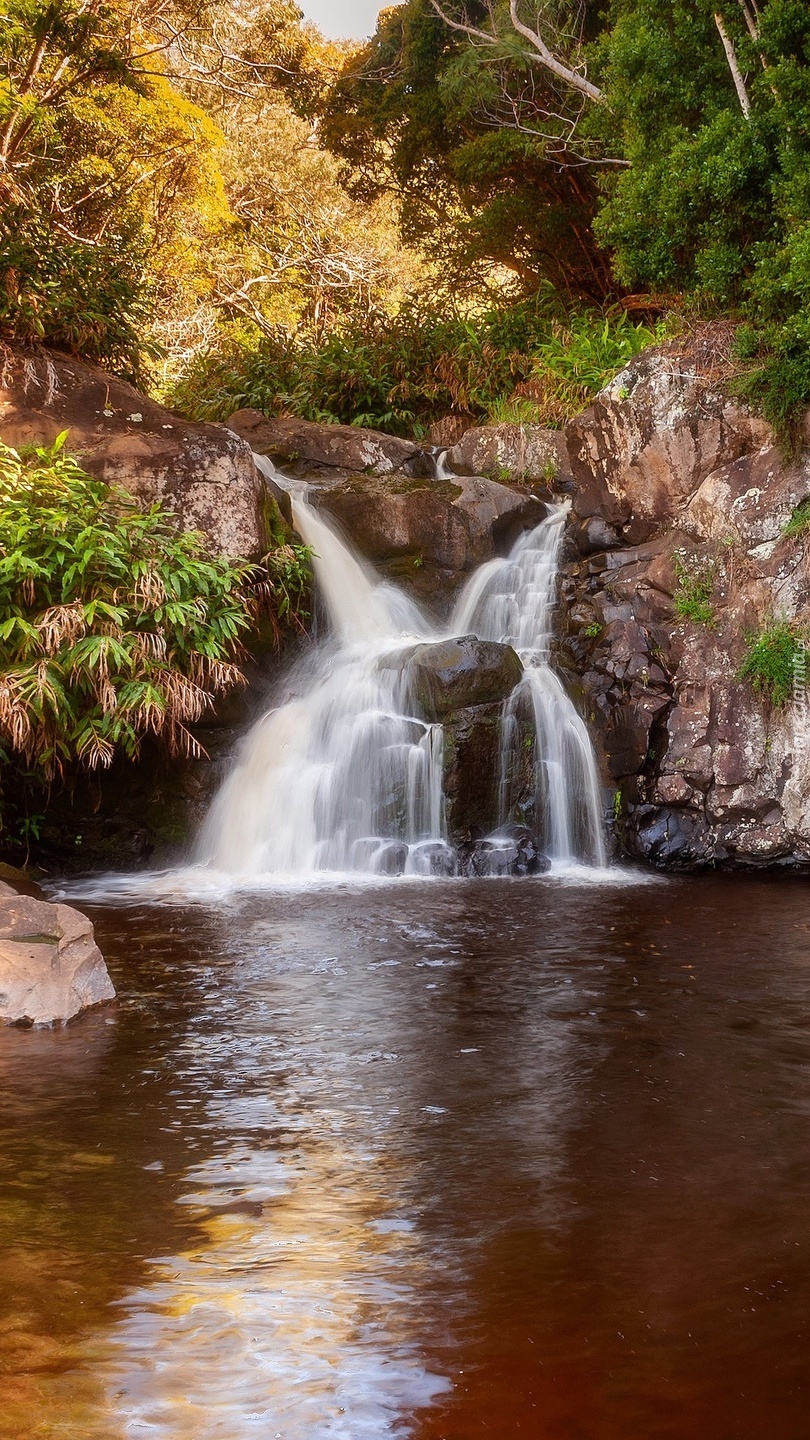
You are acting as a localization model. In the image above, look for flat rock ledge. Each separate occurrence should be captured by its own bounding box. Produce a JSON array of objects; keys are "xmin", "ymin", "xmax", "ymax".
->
[{"xmin": 0, "ymin": 882, "xmax": 115, "ymax": 1026}]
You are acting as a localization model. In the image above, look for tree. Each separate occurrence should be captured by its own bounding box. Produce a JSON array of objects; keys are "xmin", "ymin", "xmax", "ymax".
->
[{"xmin": 319, "ymin": 0, "xmax": 617, "ymax": 305}]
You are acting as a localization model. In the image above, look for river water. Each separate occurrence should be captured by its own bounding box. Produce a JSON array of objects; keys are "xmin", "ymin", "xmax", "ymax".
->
[{"xmin": 3, "ymin": 870, "xmax": 810, "ymax": 1438}]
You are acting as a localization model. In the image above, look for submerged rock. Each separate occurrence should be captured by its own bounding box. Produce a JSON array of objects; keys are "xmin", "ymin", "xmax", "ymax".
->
[
  {"xmin": 459, "ymin": 825, "xmax": 550, "ymax": 877},
  {"xmin": 0, "ymin": 883, "xmax": 115, "ymax": 1025}
]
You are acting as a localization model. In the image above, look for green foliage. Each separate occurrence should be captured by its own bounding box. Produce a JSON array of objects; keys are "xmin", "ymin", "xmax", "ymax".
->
[
  {"xmin": 783, "ymin": 497, "xmax": 810, "ymax": 538},
  {"xmin": 739, "ymin": 620, "xmax": 805, "ymax": 707},
  {"xmin": 583, "ymin": 621, "xmax": 603, "ymax": 638},
  {"xmin": 171, "ymin": 295, "xmax": 558, "ymax": 433},
  {"xmin": 595, "ymin": 0, "xmax": 810, "ymax": 430},
  {"xmin": 172, "ymin": 300, "xmax": 660, "ymax": 434},
  {"xmin": 0, "ymin": 215, "xmax": 150, "ymax": 372},
  {"xmin": 319, "ymin": 0, "xmax": 615, "ymax": 305},
  {"xmin": 520, "ymin": 311, "xmax": 663, "ymax": 424},
  {"xmin": 0, "ymin": 436, "xmax": 310, "ymax": 778},
  {"xmin": 673, "ymin": 550, "xmax": 717, "ymax": 626}
]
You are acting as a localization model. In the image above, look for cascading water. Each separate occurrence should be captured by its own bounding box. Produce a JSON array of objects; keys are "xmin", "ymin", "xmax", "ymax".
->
[
  {"xmin": 451, "ymin": 506, "xmax": 607, "ymax": 868},
  {"xmin": 198, "ymin": 468, "xmax": 606, "ymax": 878},
  {"xmin": 198, "ymin": 485, "xmax": 454, "ymax": 877}
]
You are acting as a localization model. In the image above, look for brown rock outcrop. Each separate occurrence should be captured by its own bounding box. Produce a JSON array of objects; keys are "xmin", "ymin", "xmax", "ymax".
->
[
  {"xmin": 447, "ymin": 424, "xmax": 569, "ymax": 483},
  {"xmin": 313, "ymin": 474, "xmax": 546, "ymax": 581},
  {"xmin": 565, "ymin": 342, "xmax": 772, "ymax": 536},
  {"xmin": 558, "ymin": 341, "xmax": 810, "ymax": 867},
  {"xmin": 227, "ymin": 409, "xmax": 428, "ymax": 476},
  {"xmin": 0, "ymin": 348, "xmax": 267, "ymax": 557}
]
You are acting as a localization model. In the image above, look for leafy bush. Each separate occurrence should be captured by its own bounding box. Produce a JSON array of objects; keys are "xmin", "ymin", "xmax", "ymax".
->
[
  {"xmin": 0, "ymin": 436, "xmax": 310, "ymax": 778},
  {"xmin": 513, "ymin": 312, "xmax": 663, "ymax": 425},
  {"xmin": 739, "ymin": 621, "xmax": 805, "ymax": 707},
  {"xmin": 673, "ymin": 550, "xmax": 717, "ymax": 626},
  {"xmin": 170, "ymin": 301, "xmax": 660, "ymax": 435},
  {"xmin": 0, "ymin": 215, "xmax": 151, "ymax": 374},
  {"xmin": 169, "ymin": 297, "xmax": 557, "ymax": 434}
]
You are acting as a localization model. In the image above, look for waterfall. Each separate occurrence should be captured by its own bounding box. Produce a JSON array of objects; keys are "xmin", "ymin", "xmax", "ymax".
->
[
  {"xmin": 197, "ymin": 489, "xmax": 454, "ymax": 878},
  {"xmin": 197, "ymin": 473, "xmax": 606, "ymax": 878},
  {"xmin": 451, "ymin": 506, "xmax": 607, "ymax": 867}
]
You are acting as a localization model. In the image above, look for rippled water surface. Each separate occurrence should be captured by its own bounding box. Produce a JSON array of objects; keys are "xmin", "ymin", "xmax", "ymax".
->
[{"xmin": 3, "ymin": 872, "xmax": 810, "ymax": 1438}]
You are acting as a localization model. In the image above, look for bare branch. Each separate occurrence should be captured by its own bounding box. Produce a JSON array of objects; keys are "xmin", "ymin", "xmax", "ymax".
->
[
  {"xmin": 508, "ymin": 0, "xmax": 603, "ymax": 103},
  {"xmin": 427, "ymin": 0, "xmax": 498, "ymax": 48}
]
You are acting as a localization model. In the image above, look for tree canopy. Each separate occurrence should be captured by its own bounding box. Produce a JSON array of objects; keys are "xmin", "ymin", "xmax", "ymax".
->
[{"xmin": 1, "ymin": 0, "xmax": 810, "ymax": 428}]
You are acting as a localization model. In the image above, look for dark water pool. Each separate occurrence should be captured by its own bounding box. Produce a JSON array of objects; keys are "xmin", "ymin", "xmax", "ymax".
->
[{"xmin": 2, "ymin": 871, "xmax": 810, "ymax": 1438}]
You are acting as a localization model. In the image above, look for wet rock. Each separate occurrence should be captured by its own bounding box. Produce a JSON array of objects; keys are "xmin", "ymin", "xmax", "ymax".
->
[
  {"xmin": 314, "ymin": 473, "xmax": 546, "ymax": 579},
  {"xmin": 0, "ymin": 346, "xmax": 268, "ymax": 557},
  {"xmin": 352, "ymin": 839, "xmax": 409, "ymax": 876},
  {"xmin": 441, "ymin": 701, "xmax": 506, "ymax": 841},
  {"xmin": 227, "ymin": 410, "xmax": 426, "ymax": 476},
  {"xmin": 629, "ymin": 805, "xmax": 722, "ymax": 868},
  {"xmin": 446, "ymin": 424, "xmax": 570, "ymax": 484},
  {"xmin": 407, "ymin": 841, "xmax": 460, "ymax": 877},
  {"xmin": 459, "ymin": 824, "xmax": 550, "ymax": 877},
  {"xmin": 575, "ymin": 517, "xmax": 623, "ymax": 555},
  {"xmin": 0, "ymin": 883, "xmax": 115, "ymax": 1025},
  {"xmin": 383, "ymin": 636, "xmax": 523, "ymax": 722}
]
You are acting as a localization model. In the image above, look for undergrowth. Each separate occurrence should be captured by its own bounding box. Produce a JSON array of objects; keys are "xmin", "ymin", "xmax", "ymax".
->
[
  {"xmin": 673, "ymin": 551, "xmax": 717, "ymax": 626},
  {"xmin": 0, "ymin": 435, "xmax": 310, "ymax": 782},
  {"xmin": 169, "ymin": 302, "xmax": 662, "ymax": 436},
  {"xmin": 739, "ymin": 621, "xmax": 805, "ymax": 708},
  {"xmin": 783, "ymin": 498, "xmax": 810, "ymax": 539}
]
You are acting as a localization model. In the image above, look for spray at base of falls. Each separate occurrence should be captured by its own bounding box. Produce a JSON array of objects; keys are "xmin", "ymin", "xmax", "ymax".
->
[{"xmin": 198, "ymin": 465, "xmax": 606, "ymax": 878}]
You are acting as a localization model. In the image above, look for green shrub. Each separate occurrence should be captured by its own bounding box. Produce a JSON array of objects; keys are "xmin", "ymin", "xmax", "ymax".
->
[
  {"xmin": 0, "ymin": 214, "xmax": 150, "ymax": 375},
  {"xmin": 517, "ymin": 312, "xmax": 663, "ymax": 425},
  {"xmin": 673, "ymin": 551, "xmax": 717, "ymax": 626},
  {"xmin": 739, "ymin": 621, "xmax": 805, "ymax": 707},
  {"xmin": 783, "ymin": 498, "xmax": 810, "ymax": 539},
  {"xmin": 0, "ymin": 436, "xmax": 310, "ymax": 779},
  {"xmin": 732, "ymin": 321, "xmax": 810, "ymax": 450},
  {"xmin": 170, "ymin": 301, "xmax": 661, "ymax": 436}
]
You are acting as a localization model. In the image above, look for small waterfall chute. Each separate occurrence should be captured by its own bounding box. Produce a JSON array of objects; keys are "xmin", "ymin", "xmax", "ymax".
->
[
  {"xmin": 451, "ymin": 504, "xmax": 606, "ymax": 868},
  {"xmin": 198, "ymin": 469, "xmax": 605, "ymax": 878}
]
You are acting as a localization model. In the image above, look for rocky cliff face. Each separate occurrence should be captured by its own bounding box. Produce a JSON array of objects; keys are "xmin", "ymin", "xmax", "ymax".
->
[{"xmin": 557, "ymin": 335, "xmax": 810, "ymax": 868}]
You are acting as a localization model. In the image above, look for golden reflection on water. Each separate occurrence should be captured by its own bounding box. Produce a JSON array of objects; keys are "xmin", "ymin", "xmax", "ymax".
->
[{"xmin": 104, "ymin": 1130, "xmax": 445, "ymax": 1438}]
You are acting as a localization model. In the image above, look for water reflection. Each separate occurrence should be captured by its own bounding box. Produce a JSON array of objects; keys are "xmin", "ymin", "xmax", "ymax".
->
[{"xmin": 4, "ymin": 876, "xmax": 810, "ymax": 1438}]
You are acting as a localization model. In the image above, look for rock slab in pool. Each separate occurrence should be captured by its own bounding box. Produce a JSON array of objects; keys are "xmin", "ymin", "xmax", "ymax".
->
[{"xmin": 0, "ymin": 882, "xmax": 115, "ymax": 1026}]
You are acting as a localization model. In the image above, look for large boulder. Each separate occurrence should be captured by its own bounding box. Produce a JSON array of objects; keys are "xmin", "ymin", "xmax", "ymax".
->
[
  {"xmin": 0, "ymin": 347, "xmax": 268, "ymax": 556},
  {"xmin": 565, "ymin": 337, "xmax": 772, "ymax": 536},
  {"xmin": 227, "ymin": 410, "xmax": 429, "ymax": 476},
  {"xmin": 447, "ymin": 423, "xmax": 569, "ymax": 484},
  {"xmin": 0, "ymin": 883, "xmax": 115, "ymax": 1025},
  {"xmin": 314, "ymin": 474, "xmax": 546, "ymax": 579},
  {"xmin": 380, "ymin": 635, "xmax": 523, "ymax": 721}
]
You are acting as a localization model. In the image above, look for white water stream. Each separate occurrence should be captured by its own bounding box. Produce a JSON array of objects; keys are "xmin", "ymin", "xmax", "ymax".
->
[{"xmin": 198, "ymin": 468, "xmax": 606, "ymax": 878}]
